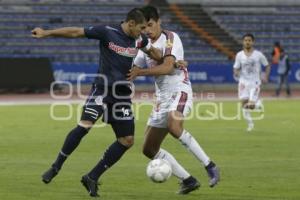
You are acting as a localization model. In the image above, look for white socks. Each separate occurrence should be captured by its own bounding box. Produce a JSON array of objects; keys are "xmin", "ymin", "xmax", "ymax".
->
[
  {"xmin": 179, "ymin": 130, "xmax": 211, "ymax": 166},
  {"xmin": 242, "ymin": 108, "xmax": 253, "ymax": 125},
  {"xmin": 153, "ymin": 131, "xmax": 212, "ymax": 180},
  {"xmin": 154, "ymin": 149, "xmax": 190, "ymax": 180},
  {"xmin": 255, "ymin": 99, "xmax": 263, "ymax": 110}
]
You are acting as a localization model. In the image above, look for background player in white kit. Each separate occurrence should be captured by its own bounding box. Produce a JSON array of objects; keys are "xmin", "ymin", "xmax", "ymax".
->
[
  {"xmin": 233, "ymin": 33, "xmax": 271, "ymax": 132},
  {"xmin": 127, "ymin": 6, "xmax": 220, "ymax": 194}
]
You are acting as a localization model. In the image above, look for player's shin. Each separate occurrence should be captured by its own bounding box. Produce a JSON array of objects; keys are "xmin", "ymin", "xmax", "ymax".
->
[
  {"xmin": 87, "ymin": 140, "xmax": 129, "ymax": 181},
  {"xmin": 242, "ymin": 108, "xmax": 253, "ymax": 125},
  {"xmin": 154, "ymin": 148, "xmax": 190, "ymax": 180},
  {"xmin": 255, "ymin": 99, "xmax": 263, "ymax": 110},
  {"xmin": 53, "ymin": 125, "xmax": 90, "ymax": 170},
  {"xmin": 178, "ymin": 130, "xmax": 210, "ymax": 166}
]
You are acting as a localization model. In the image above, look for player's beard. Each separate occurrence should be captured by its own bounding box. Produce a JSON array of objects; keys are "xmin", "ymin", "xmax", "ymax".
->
[{"xmin": 244, "ymin": 45, "xmax": 252, "ymax": 51}]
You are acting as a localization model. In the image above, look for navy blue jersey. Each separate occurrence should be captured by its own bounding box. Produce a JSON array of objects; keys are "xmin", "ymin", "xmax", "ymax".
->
[{"xmin": 84, "ymin": 24, "xmax": 148, "ymax": 91}]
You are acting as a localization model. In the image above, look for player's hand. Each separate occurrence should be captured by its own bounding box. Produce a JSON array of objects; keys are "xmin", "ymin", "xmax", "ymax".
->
[
  {"xmin": 127, "ymin": 66, "xmax": 141, "ymax": 81},
  {"xmin": 233, "ymin": 70, "xmax": 240, "ymax": 82},
  {"xmin": 31, "ymin": 27, "xmax": 48, "ymax": 38},
  {"xmin": 175, "ymin": 60, "xmax": 188, "ymax": 69}
]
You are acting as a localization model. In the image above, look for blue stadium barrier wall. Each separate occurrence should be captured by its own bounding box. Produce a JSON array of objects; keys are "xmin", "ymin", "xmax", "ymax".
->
[{"xmin": 52, "ymin": 62, "xmax": 300, "ymax": 84}]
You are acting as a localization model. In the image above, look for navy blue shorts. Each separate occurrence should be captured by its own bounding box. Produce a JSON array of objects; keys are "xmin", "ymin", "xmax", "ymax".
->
[{"xmin": 80, "ymin": 84, "xmax": 134, "ymax": 137}]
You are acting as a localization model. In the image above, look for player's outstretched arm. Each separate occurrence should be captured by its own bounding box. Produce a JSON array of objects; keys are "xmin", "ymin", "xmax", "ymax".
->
[
  {"xmin": 127, "ymin": 56, "xmax": 175, "ymax": 80},
  {"xmin": 31, "ymin": 27, "xmax": 85, "ymax": 38}
]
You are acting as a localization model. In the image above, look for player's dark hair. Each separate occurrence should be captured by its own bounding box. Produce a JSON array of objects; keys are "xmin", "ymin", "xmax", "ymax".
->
[
  {"xmin": 141, "ymin": 5, "xmax": 160, "ymax": 22},
  {"xmin": 125, "ymin": 8, "xmax": 146, "ymax": 24},
  {"xmin": 141, "ymin": 6, "xmax": 159, "ymax": 21},
  {"xmin": 243, "ymin": 33, "xmax": 255, "ymax": 41},
  {"xmin": 274, "ymin": 41, "xmax": 281, "ymax": 47}
]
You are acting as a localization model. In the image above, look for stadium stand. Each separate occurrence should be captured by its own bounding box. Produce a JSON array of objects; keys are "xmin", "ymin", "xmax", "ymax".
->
[
  {"xmin": 0, "ymin": 0, "xmax": 229, "ymax": 64},
  {"xmin": 1, "ymin": 0, "xmax": 300, "ymax": 64},
  {"xmin": 191, "ymin": 0, "xmax": 300, "ymax": 62}
]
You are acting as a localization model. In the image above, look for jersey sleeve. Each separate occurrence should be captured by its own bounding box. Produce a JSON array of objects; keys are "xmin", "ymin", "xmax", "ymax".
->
[
  {"xmin": 233, "ymin": 53, "xmax": 241, "ymax": 69},
  {"xmin": 260, "ymin": 52, "xmax": 269, "ymax": 67},
  {"xmin": 133, "ymin": 50, "xmax": 147, "ymax": 68},
  {"xmin": 84, "ymin": 25, "xmax": 107, "ymax": 40},
  {"xmin": 164, "ymin": 32, "xmax": 184, "ymax": 61}
]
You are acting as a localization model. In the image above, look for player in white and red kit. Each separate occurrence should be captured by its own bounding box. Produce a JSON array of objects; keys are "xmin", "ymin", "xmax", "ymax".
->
[
  {"xmin": 233, "ymin": 33, "xmax": 271, "ymax": 131},
  {"xmin": 127, "ymin": 6, "xmax": 220, "ymax": 194}
]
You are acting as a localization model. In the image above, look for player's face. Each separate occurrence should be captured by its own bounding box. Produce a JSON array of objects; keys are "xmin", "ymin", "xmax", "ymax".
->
[
  {"xmin": 144, "ymin": 19, "xmax": 161, "ymax": 40},
  {"xmin": 243, "ymin": 36, "xmax": 254, "ymax": 50},
  {"xmin": 129, "ymin": 20, "xmax": 147, "ymax": 39}
]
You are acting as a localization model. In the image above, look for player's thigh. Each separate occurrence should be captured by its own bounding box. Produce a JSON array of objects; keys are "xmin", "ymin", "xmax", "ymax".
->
[
  {"xmin": 112, "ymin": 121, "xmax": 135, "ymax": 147},
  {"xmin": 147, "ymin": 109, "xmax": 168, "ymax": 128},
  {"xmin": 169, "ymin": 90, "xmax": 193, "ymax": 116},
  {"xmin": 238, "ymin": 82, "xmax": 250, "ymax": 101},
  {"xmin": 111, "ymin": 120, "xmax": 135, "ymax": 138},
  {"xmin": 80, "ymin": 85, "xmax": 105, "ymax": 125},
  {"xmin": 167, "ymin": 111, "xmax": 184, "ymax": 138},
  {"xmin": 249, "ymin": 85, "xmax": 260, "ymax": 103},
  {"xmin": 104, "ymin": 101, "xmax": 133, "ymax": 124},
  {"xmin": 143, "ymin": 126, "xmax": 168, "ymax": 158},
  {"xmin": 167, "ymin": 89, "xmax": 192, "ymax": 136},
  {"xmin": 241, "ymin": 99, "xmax": 249, "ymax": 108}
]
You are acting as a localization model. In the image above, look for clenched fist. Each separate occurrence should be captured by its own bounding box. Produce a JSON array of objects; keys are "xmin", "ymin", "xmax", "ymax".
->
[{"xmin": 31, "ymin": 27, "xmax": 48, "ymax": 38}]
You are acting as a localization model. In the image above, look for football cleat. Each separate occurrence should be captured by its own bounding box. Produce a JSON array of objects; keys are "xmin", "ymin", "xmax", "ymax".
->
[
  {"xmin": 42, "ymin": 166, "xmax": 58, "ymax": 184},
  {"xmin": 205, "ymin": 162, "xmax": 220, "ymax": 187},
  {"xmin": 81, "ymin": 175, "xmax": 100, "ymax": 197},
  {"xmin": 177, "ymin": 176, "xmax": 200, "ymax": 195}
]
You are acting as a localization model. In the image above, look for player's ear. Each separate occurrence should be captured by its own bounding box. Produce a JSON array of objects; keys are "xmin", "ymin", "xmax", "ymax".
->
[
  {"xmin": 157, "ymin": 19, "xmax": 161, "ymax": 26},
  {"xmin": 128, "ymin": 20, "xmax": 136, "ymax": 28}
]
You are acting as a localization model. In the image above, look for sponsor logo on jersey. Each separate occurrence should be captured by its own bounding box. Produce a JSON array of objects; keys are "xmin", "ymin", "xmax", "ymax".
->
[{"xmin": 108, "ymin": 42, "xmax": 138, "ymax": 57}]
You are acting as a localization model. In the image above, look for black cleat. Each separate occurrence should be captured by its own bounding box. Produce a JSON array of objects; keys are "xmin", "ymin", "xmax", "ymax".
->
[
  {"xmin": 177, "ymin": 176, "xmax": 200, "ymax": 195},
  {"xmin": 205, "ymin": 161, "xmax": 220, "ymax": 187},
  {"xmin": 42, "ymin": 166, "xmax": 58, "ymax": 184},
  {"xmin": 81, "ymin": 175, "xmax": 100, "ymax": 197}
]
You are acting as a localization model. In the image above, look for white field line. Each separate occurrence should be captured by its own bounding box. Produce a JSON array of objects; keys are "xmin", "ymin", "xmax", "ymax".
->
[{"xmin": 0, "ymin": 96, "xmax": 299, "ymax": 106}]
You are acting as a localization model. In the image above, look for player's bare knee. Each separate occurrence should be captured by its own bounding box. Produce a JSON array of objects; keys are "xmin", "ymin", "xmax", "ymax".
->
[
  {"xmin": 245, "ymin": 101, "xmax": 255, "ymax": 110},
  {"xmin": 248, "ymin": 104, "xmax": 255, "ymax": 109},
  {"xmin": 167, "ymin": 121, "xmax": 183, "ymax": 138},
  {"xmin": 118, "ymin": 136, "xmax": 134, "ymax": 148},
  {"xmin": 168, "ymin": 112, "xmax": 184, "ymax": 135},
  {"xmin": 78, "ymin": 120, "xmax": 94, "ymax": 129},
  {"xmin": 142, "ymin": 146, "xmax": 158, "ymax": 159},
  {"xmin": 143, "ymin": 144, "xmax": 160, "ymax": 159}
]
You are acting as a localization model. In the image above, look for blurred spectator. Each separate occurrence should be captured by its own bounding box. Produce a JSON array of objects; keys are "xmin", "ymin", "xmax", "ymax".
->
[
  {"xmin": 272, "ymin": 41, "xmax": 281, "ymax": 64},
  {"xmin": 275, "ymin": 49, "xmax": 291, "ymax": 96}
]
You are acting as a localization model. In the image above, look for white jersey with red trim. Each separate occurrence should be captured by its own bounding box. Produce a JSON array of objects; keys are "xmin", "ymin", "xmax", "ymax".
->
[
  {"xmin": 233, "ymin": 49, "xmax": 269, "ymax": 85},
  {"xmin": 134, "ymin": 30, "xmax": 191, "ymax": 93}
]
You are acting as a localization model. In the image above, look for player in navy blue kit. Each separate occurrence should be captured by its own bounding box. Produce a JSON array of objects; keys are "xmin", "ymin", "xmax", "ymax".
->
[{"xmin": 32, "ymin": 8, "xmax": 160, "ymax": 197}]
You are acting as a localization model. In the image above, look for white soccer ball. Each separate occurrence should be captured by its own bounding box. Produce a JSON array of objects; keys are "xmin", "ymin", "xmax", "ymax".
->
[{"xmin": 146, "ymin": 159, "xmax": 172, "ymax": 183}]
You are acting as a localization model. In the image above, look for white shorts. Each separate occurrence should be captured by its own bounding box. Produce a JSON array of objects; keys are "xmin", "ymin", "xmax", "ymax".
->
[
  {"xmin": 147, "ymin": 87, "xmax": 193, "ymax": 128},
  {"xmin": 238, "ymin": 81, "xmax": 260, "ymax": 102}
]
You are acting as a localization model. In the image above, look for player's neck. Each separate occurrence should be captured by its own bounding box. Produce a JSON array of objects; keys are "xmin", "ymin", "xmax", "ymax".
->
[
  {"xmin": 244, "ymin": 48, "xmax": 254, "ymax": 55},
  {"xmin": 151, "ymin": 29, "xmax": 162, "ymax": 43}
]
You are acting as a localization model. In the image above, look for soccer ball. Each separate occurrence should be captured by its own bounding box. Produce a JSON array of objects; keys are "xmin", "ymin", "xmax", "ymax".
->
[{"xmin": 146, "ymin": 159, "xmax": 172, "ymax": 183}]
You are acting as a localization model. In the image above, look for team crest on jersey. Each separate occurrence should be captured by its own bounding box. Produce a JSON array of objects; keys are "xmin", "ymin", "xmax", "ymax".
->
[{"xmin": 165, "ymin": 39, "xmax": 173, "ymax": 48}]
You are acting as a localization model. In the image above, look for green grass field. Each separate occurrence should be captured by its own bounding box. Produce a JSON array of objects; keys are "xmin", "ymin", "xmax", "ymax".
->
[{"xmin": 0, "ymin": 100, "xmax": 300, "ymax": 200}]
